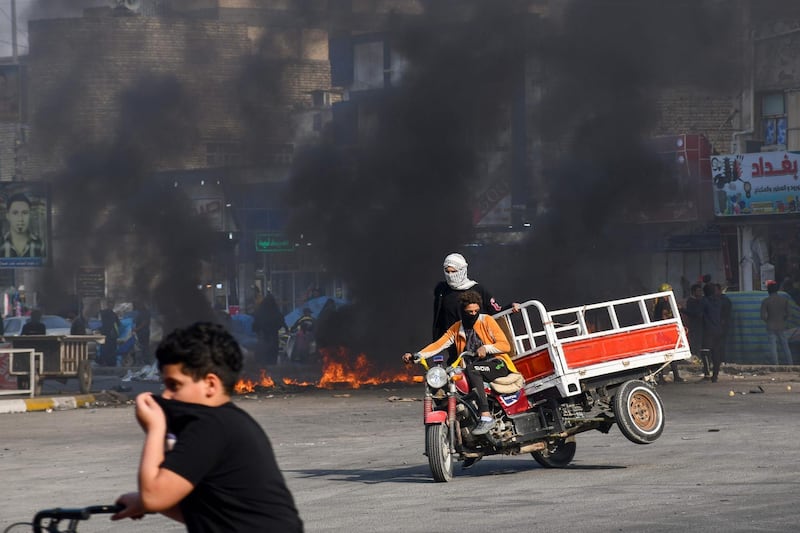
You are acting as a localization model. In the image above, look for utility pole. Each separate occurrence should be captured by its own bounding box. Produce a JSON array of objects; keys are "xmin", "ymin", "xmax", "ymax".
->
[
  {"xmin": 10, "ymin": 0, "xmax": 23, "ymax": 182},
  {"xmin": 10, "ymin": 0, "xmax": 17, "ymax": 62}
]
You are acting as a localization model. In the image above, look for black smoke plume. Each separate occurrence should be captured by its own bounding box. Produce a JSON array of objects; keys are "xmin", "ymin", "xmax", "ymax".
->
[
  {"xmin": 287, "ymin": 3, "xmax": 532, "ymax": 359},
  {"xmin": 286, "ymin": 0, "xmax": 740, "ymax": 361},
  {"xmin": 41, "ymin": 74, "xmax": 218, "ymax": 329},
  {"xmin": 503, "ymin": 0, "xmax": 740, "ymax": 305}
]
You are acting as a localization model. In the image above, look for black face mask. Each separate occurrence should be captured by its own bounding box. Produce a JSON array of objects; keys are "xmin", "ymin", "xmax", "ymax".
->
[{"xmin": 461, "ymin": 312, "xmax": 479, "ymax": 330}]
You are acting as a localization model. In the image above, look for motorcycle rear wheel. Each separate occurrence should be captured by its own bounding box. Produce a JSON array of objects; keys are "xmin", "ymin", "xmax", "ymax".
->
[
  {"xmin": 531, "ymin": 437, "xmax": 576, "ymax": 468},
  {"xmin": 425, "ymin": 424, "xmax": 454, "ymax": 482},
  {"xmin": 613, "ymin": 379, "xmax": 664, "ymax": 444}
]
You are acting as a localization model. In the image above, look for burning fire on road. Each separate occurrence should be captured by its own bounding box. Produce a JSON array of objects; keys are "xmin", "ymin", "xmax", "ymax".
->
[{"xmin": 234, "ymin": 347, "xmax": 422, "ymax": 394}]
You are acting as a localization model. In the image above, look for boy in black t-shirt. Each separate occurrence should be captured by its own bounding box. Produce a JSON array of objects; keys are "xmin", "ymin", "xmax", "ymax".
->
[{"xmin": 112, "ymin": 322, "xmax": 303, "ymax": 532}]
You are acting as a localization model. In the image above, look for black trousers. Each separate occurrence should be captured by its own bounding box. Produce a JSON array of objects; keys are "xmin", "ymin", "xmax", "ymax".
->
[
  {"xmin": 464, "ymin": 357, "xmax": 510, "ymax": 413},
  {"xmin": 702, "ymin": 331, "xmax": 724, "ymax": 378}
]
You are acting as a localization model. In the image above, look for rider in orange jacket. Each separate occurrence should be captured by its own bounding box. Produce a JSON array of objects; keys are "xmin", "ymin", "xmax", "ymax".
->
[{"xmin": 404, "ymin": 290, "xmax": 513, "ymax": 436}]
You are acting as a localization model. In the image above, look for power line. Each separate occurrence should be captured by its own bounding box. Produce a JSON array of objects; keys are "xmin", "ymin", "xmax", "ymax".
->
[
  {"xmin": 0, "ymin": 8, "xmax": 27, "ymax": 36},
  {"xmin": 0, "ymin": 4, "xmax": 28, "ymax": 37},
  {"xmin": 0, "ymin": 38, "xmax": 28, "ymax": 49},
  {"xmin": 0, "ymin": 6, "xmax": 13, "ymax": 25}
]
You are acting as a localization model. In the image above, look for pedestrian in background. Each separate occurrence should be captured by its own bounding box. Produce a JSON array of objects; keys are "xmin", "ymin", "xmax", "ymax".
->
[
  {"xmin": 653, "ymin": 284, "xmax": 684, "ymax": 383},
  {"xmin": 99, "ymin": 302, "xmax": 121, "ymax": 366},
  {"xmin": 716, "ymin": 283, "xmax": 732, "ymax": 367},
  {"xmin": 760, "ymin": 280, "xmax": 793, "ymax": 365},
  {"xmin": 683, "ymin": 283, "xmax": 705, "ymax": 377},
  {"xmin": 780, "ymin": 277, "xmax": 800, "ymax": 306},
  {"xmin": 69, "ymin": 310, "xmax": 87, "ymax": 335},
  {"xmin": 289, "ymin": 307, "xmax": 315, "ymax": 362},
  {"xmin": 252, "ymin": 292, "xmax": 287, "ymax": 366},
  {"xmin": 20, "ymin": 309, "xmax": 46, "ymax": 335},
  {"xmin": 701, "ymin": 284, "xmax": 724, "ymax": 382}
]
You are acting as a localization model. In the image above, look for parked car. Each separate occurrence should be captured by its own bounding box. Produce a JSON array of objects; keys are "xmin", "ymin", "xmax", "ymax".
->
[{"xmin": 2, "ymin": 315, "xmax": 72, "ymax": 336}]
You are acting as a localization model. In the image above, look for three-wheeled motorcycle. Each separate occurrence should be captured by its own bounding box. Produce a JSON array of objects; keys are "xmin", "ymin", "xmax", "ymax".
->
[{"xmin": 412, "ymin": 290, "xmax": 691, "ymax": 482}]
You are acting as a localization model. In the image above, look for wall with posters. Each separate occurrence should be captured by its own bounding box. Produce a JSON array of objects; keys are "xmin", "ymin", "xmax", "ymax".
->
[{"xmin": 0, "ymin": 182, "xmax": 50, "ymax": 268}]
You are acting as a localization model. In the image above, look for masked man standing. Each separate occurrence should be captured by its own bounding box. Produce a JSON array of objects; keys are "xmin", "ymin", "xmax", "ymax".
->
[{"xmin": 432, "ymin": 253, "xmax": 519, "ymax": 364}]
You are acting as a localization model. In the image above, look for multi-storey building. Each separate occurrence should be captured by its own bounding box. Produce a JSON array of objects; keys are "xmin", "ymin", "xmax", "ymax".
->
[
  {"xmin": 6, "ymin": 0, "xmax": 338, "ymax": 319},
  {"xmin": 1, "ymin": 0, "xmax": 798, "ymax": 327}
]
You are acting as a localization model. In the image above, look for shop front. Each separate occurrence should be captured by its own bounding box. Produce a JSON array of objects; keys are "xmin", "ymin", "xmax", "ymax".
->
[{"xmin": 711, "ymin": 151, "xmax": 800, "ymax": 290}]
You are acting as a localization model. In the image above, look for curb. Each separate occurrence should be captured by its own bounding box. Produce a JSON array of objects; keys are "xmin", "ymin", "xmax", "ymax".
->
[{"xmin": 0, "ymin": 394, "xmax": 97, "ymax": 415}]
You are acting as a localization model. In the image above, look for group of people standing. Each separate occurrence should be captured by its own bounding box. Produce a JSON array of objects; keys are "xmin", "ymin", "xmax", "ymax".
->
[
  {"xmin": 82, "ymin": 301, "xmax": 152, "ymax": 367},
  {"xmin": 686, "ymin": 281, "xmax": 732, "ymax": 382},
  {"xmin": 655, "ymin": 279, "xmax": 732, "ymax": 383},
  {"xmin": 660, "ymin": 275, "xmax": 796, "ymax": 381}
]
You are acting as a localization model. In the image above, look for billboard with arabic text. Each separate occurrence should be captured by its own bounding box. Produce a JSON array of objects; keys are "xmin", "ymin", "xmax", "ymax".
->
[{"xmin": 711, "ymin": 152, "xmax": 800, "ymax": 216}]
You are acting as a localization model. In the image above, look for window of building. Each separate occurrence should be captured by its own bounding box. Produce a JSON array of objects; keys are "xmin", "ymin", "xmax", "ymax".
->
[
  {"xmin": 761, "ymin": 92, "xmax": 787, "ymax": 147},
  {"xmin": 353, "ymin": 40, "xmax": 386, "ymax": 91},
  {"xmin": 206, "ymin": 142, "xmax": 242, "ymax": 167}
]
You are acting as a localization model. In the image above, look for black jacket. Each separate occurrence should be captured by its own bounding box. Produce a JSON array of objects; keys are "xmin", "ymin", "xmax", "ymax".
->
[{"xmin": 432, "ymin": 282, "xmax": 505, "ymax": 340}]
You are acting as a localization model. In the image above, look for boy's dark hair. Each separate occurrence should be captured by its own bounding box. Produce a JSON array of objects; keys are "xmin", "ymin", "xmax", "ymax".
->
[
  {"xmin": 6, "ymin": 193, "xmax": 31, "ymax": 210},
  {"xmin": 156, "ymin": 322, "xmax": 243, "ymax": 394},
  {"xmin": 690, "ymin": 283, "xmax": 702, "ymax": 293},
  {"xmin": 459, "ymin": 290, "xmax": 483, "ymax": 308}
]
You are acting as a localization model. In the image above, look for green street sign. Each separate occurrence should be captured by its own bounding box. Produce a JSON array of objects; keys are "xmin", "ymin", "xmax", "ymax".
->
[{"xmin": 255, "ymin": 233, "xmax": 294, "ymax": 253}]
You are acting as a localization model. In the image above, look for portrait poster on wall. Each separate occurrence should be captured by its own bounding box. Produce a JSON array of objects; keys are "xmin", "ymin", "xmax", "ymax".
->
[{"xmin": 0, "ymin": 182, "xmax": 50, "ymax": 268}]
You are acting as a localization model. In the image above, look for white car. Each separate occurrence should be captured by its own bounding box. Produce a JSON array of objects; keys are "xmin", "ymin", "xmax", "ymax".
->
[{"xmin": 2, "ymin": 315, "xmax": 73, "ymax": 336}]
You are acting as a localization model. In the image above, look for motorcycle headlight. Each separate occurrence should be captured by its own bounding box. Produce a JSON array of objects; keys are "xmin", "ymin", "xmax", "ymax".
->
[{"xmin": 426, "ymin": 366, "xmax": 449, "ymax": 389}]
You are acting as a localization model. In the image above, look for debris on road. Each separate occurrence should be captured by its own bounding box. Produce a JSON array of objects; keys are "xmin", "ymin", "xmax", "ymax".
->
[{"xmin": 121, "ymin": 364, "xmax": 161, "ymax": 382}]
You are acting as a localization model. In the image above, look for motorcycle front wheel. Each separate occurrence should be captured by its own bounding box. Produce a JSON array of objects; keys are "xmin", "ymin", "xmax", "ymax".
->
[{"xmin": 425, "ymin": 424, "xmax": 454, "ymax": 482}]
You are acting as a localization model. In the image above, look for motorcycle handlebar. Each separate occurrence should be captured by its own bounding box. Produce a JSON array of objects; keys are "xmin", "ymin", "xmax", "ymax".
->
[{"xmin": 33, "ymin": 504, "xmax": 124, "ymax": 533}]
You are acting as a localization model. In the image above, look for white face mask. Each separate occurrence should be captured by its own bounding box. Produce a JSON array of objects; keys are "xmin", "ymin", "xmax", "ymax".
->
[{"xmin": 444, "ymin": 267, "xmax": 468, "ymax": 289}]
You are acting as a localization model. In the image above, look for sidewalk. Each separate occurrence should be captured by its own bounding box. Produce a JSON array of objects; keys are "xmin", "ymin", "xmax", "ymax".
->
[{"xmin": 0, "ymin": 364, "xmax": 160, "ymax": 415}]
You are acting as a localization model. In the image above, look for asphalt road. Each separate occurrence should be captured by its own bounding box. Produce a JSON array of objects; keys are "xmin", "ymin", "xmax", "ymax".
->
[{"xmin": 1, "ymin": 370, "xmax": 799, "ymax": 533}]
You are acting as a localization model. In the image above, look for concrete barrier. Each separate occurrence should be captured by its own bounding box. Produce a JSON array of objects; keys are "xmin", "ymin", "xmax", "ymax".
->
[{"xmin": 0, "ymin": 394, "xmax": 97, "ymax": 414}]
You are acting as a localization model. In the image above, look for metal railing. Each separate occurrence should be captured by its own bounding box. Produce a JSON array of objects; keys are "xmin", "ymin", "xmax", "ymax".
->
[
  {"xmin": 0, "ymin": 348, "xmax": 38, "ymax": 398},
  {"xmin": 494, "ymin": 291, "xmax": 685, "ymax": 358}
]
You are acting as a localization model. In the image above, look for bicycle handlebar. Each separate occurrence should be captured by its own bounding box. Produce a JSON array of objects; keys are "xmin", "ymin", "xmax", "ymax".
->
[{"xmin": 32, "ymin": 505, "xmax": 124, "ymax": 533}]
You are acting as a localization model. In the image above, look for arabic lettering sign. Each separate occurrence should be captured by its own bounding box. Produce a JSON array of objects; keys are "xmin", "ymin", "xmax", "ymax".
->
[
  {"xmin": 255, "ymin": 233, "xmax": 294, "ymax": 253},
  {"xmin": 711, "ymin": 152, "xmax": 800, "ymax": 216},
  {"xmin": 76, "ymin": 267, "xmax": 106, "ymax": 297},
  {"xmin": 192, "ymin": 197, "xmax": 224, "ymax": 231}
]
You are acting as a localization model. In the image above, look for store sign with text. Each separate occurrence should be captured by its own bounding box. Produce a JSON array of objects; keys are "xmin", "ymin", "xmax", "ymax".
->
[
  {"xmin": 192, "ymin": 197, "xmax": 224, "ymax": 231},
  {"xmin": 76, "ymin": 267, "xmax": 106, "ymax": 297},
  {"xmin": 712, "ymin": 152, "xmax": 800, "ymax": 216},
  {"xmin": 255, "ymin": 233, "xmax": 294, "ymax": 253}
]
